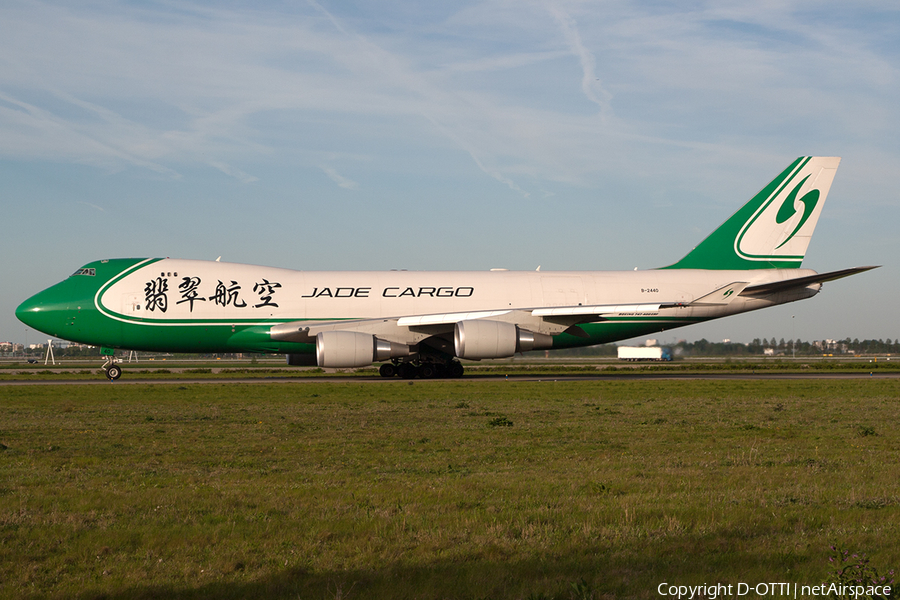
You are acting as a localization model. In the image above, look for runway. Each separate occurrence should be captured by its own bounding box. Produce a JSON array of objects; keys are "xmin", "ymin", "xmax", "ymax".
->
[{"xmin": 2, "ymin": 371, "xmax": 898, "ymax": 385}]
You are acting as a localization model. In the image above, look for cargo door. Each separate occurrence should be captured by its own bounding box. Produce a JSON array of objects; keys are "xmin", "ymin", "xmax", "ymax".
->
[{"xmin": 540, "ymin": 276, "xmax": 585, "ymax": 307}]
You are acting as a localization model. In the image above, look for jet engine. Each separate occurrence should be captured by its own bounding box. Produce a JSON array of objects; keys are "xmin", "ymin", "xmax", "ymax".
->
[
  {"xmin": 315, "ymin": 331, "xmax": 411, "ymax": 368},
  {"xmin": 454, "ymin": 320, "xmax": 552, "ymax": 360}
]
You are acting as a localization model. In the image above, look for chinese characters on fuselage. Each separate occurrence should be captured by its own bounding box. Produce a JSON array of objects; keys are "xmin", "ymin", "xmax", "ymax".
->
[
  {"xmin": 144, "ymin": 276, "xmax": 282, "ymax": 313},
  {"xmin": 144, "ymin": 277, "xmax": 168, "ymax": 312}
]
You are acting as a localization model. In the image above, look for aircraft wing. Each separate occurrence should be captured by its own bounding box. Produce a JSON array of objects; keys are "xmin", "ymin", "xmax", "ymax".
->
[
  {"xmin": 269, "ymin": 318, "xmax": 410, "ymax": 344},
  {"xmin": 269, "ymin": 303, "xmax": 675, "ymax": 346},
  {"xmin": 397, "ymin": 311, "xmax": 513, "ymax": 326},
  {"xmin": 740, "ymin": 266, "xmax": 879, "ymax": 296},
  {"xmin": 531, "ymin": 303, "xmax": 663, "ymax": 317}
]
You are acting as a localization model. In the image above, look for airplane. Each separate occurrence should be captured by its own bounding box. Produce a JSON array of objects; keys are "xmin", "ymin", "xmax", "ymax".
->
[{"xmin": 16, "ymin": 156, "xmax": 876, "ymax": 380}]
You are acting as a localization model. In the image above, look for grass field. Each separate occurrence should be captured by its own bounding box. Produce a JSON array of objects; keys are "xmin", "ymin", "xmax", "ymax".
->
[{"xmin": 2, "ymin": 379, "xmax": 898, "ymax": 599}]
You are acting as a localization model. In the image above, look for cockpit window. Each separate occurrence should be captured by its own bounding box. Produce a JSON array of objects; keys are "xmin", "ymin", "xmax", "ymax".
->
[{"xmin": 71, "ymin": 268, "xmax": 96, "ymax": 277}]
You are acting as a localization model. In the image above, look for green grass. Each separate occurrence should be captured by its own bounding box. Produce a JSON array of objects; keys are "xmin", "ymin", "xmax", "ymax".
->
[{"xmin": 1, "ymin": 379, "xmax": 899, "ymax": 599}]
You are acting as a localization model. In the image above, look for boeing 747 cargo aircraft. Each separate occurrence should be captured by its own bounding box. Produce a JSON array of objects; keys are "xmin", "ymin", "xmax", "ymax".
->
[{"xmin": 16, "ymin": 157, "xmax": 875, "ymax": 379}]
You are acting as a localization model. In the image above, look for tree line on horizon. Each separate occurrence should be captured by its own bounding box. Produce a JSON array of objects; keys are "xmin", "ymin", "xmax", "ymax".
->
[
  {"xmin": 3, "ymin": 337, "xmax": 898, "ymax": 360},
  {"xmin": 540, "ymin": 337, "xmax": 900, "ymax": 358}
]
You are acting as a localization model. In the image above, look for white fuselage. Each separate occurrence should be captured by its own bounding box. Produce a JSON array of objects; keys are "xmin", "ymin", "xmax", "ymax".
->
[{"xmin": 103, "ymin": 259, "xmax": 818, "ymax": 333}]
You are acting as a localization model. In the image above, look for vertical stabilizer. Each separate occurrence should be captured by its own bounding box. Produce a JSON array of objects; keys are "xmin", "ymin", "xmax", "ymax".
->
[{"xmin": 664, "ymin": 157, "xmax": 840, "ymax": 270}]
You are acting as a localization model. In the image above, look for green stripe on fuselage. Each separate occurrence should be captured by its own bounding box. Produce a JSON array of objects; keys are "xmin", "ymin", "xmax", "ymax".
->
[{"xmin": 551, "ymin": 318, "xmax": 702, "ymax": 349}]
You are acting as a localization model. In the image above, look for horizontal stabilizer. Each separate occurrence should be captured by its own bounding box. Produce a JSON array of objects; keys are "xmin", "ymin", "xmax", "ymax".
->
[
  {"xmin": 740, "ymin": 266, "xmax": 879, "ymax": 296},
  {"xmin": 690, "ymin": 282, "xmax": 750, "ymax": 305}
]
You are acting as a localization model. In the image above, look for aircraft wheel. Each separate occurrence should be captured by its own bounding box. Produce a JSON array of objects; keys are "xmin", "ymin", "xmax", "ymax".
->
[
  {"xmin": 398, "ymin": 363, "xmax": 418, "ymax": 379},
  {"xmin": 448, "ymin": 361, "xmax": 464, "ymax": 378},
  {"xmin": 106, "ymin": 365, "xmax": 122, "ymax": 380},
  {"xmin": 379, "ymin": 363, "xmax": 397, "ymax": 378},
  {"xmin": 420, "ymin": 364, "xmax": 437, "ymax": 379}
]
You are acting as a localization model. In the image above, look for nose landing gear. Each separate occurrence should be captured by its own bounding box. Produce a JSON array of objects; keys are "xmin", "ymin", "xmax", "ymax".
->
[
  {"xmin": 100, "ymin": 347, "xmax": 122, "ymax": 380},
  {"xmin": 104, "ymin": 363, "xmax": 122, "ymax": 380}
]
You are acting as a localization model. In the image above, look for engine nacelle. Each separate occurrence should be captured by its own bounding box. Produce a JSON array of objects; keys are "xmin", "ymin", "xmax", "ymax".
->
[
  {"xmin": 315, "ymin": 331, "xmax": 411, "ymax": 368},
  {"xmin": 454, "ymin": 320, "xmax": 552, "ymax": 360},
  {"xmin": 515, "ymin": 328, "xmax": 554, "ymax": 353}
]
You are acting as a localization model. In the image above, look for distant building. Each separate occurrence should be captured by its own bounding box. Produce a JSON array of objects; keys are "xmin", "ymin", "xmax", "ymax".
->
[{"xmin": 814, "ymin": 339, "xmax": 848, "ymax": 354}]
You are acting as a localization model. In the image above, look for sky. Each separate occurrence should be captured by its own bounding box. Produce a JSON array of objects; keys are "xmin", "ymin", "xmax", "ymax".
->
[{"xmin": 2, "ymin": 0, "xmax": 898, "ymax": 347}]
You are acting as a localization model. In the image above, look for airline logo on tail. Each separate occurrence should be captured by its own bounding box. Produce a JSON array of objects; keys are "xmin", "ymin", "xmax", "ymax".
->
[
  {"xmin": 734, "ymin": 157, "xmax": 839, "ymax": 264},
  {"xmin": 664, "ymin": 157, "xmax": 841, "ymax": 270},
  {"xmin": 775, "ymin": 176, "xmax": 819, "ymax": 248}
]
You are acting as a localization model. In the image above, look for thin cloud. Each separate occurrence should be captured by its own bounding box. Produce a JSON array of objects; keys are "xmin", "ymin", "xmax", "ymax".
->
[
  {"xmin": 76, "ymin": 200, "xmax": 104, "ymax": 212},
  {"xmin": 0, "ymin": 1, "xmax": 896, "ymax": 200},
  {"xmin": 208, "ymin": 161, "xmax": 258, "ymax": 183},
  {"xmin": 0, "ymin": 90, "xmax": 181, "ymax": 177},
  {"xmin": 546, "ymin": 3, "xmax": 613, "ymax": 118},
  {"xmin": 442, "ymin": 50, "xmax": 569, "ymax": 73},
  {"xmin": 319, "ymin": 165, "xmax": 359, "ymax": 190}
]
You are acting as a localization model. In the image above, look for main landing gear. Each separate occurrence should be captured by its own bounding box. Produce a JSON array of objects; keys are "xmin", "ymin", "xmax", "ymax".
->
[{"xmin": 379, "ymin": 359, "xmax": 464, "ymax": 379}]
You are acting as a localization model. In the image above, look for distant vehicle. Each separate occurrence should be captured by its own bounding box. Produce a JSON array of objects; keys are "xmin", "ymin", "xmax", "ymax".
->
[
  {"xmin": 26, "ymin": 359, "xmax": 38, "ymax": 364},
  {"xmin": 618, "ymin": 346, "xmax": 672, "ymax": 361},
  {"xmin": 15, "ymin": 157, "xmax": 876, "ymax": 380}
]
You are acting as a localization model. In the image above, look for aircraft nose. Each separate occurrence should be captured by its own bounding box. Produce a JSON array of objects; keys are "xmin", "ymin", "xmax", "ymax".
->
[
  {"xmin": 15, "ymin": 288, "xmax": 69, "ymax": 337},
  {"xmin": 16, "ymin": 294, "xmax": 43, "ymax": 329}
]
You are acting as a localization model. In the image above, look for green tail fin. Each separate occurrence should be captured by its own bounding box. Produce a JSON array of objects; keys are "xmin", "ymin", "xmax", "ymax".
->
[{"xmin": 664, "ymin": 157, "xmax": 840, "ymax": 270}]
